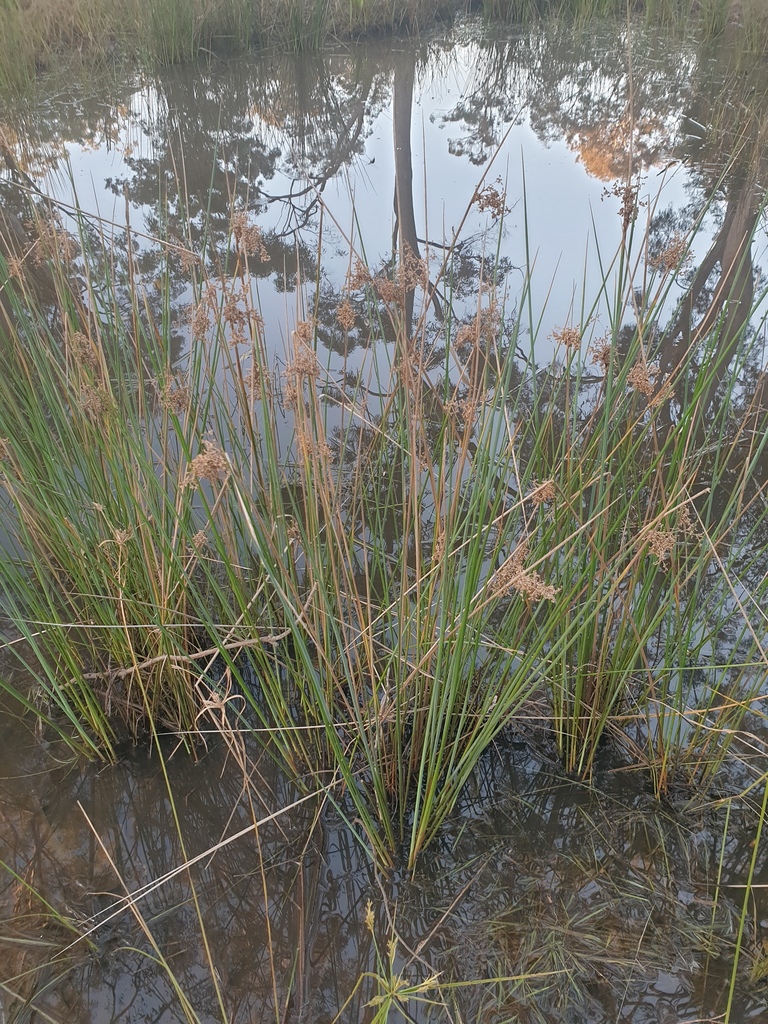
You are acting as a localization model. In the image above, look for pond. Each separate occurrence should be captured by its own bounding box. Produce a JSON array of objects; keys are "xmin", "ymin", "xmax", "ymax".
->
[
  {"xmin": 4, "ymin": 19, "xmax": 761, "ymax": 362},
  {"xmin": 2, "ymin": 684, "xmax": 767, "ymax": 1023},
  {"xmin": 1, "ymin": 12, "xmax": 768, "ymax": 1023}
]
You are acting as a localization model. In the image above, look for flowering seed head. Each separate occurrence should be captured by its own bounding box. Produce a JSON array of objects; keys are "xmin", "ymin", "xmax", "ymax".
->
[
  {"xmin": 336, "ymin": 299, "xmax": 356, "ymax": 331},
  {"xmin": 177, "ymin": 248, "xmax": 199, "ymax": 272},
  {"xmin": 626, "ymin": 362, "xmax": 659, "ymax": 397},
  {"xmin": 68, "ymin": 330, "xmax": 101, "ymax": 372},
  {"xmin": 80, "ymin": 384, "xmax": 113, "ymax": 419},
  {"xmin": 191, "ymin": 302, "xmax": 210, "ymax": 340},
  {"xmin": 190, "ymin": 530, "xmax": 207, "ymax": 551},
  {"xmin": 232, "ymin": 211, "xmax": 269, "ymax": 260},
  {"xmin": 492, "ymin": 540, "xmax": 559, "ymax": 601},
  {"xmin": 348, "ymin": 260, "xmax": 372, "ymax": 290},
  {"xmin": 590, "ymin": 340, "xmax": 613, "ymax": 372},
  {"xmin": 160, "ymin": 379, "xmax": 191, "ymax": 415},
  {"xmin": 640, "ymin": 528, "xmax": 675, "ymax": 565},
  {"xmin": 473, "ymin": 179, "xmax": 510, "ymax": 219},
  {"xmin": 551, "ymin": 325, "xmax": 582, "ymax": 352},
  {"xmin": 185, "ymin": 441, "xmax": 229, "ymax": 485},
  {"xmin": 529, "ymin": 479, "xmax": 556, "ymax": 505},
  {"xmin": 649, "ymin": 233, "xmax": 689, "ymax": 275},
  {"xmin": 287, "ymin": 341, "xmax": 320, "ymax": 379}
]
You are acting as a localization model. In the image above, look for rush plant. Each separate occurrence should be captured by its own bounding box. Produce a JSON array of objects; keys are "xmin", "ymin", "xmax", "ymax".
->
[{"xmin": 0, "ymin": 167, "xmax": 767, "ymax": 869}]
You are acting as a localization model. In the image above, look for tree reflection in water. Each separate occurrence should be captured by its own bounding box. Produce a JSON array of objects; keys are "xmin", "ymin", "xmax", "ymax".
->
[{"xmin": 1, "ymin": 15, "xmax": 768, "ymax": 1024}]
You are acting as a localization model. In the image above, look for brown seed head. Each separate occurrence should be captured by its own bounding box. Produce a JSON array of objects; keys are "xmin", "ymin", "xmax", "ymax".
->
[
  {"xmin": 400, "ymin": 245, "xmax": 429, "ymax": 290},
  {"xmin": 232, "ymin": 211, "xmax": 269, "ymax": 260},
  {"xmin": 185, "ymin": 441, "xmax": 229, "ymax": 485},
  {"xmin": 160, "ymin": 380, "xmax": 191, "ymax": 415},
  {"xmin": 676, "ymin": 504, "xmax": 697, "ymax": 537},
  {"xmin": 454, "ymin": 323, "xmax": 476, "ymax": 348},
  {"xmin": 178, "ymin": 248, "xmax": 198, "ymax": 272},
  {"xmin": 603, "ymin": 181, "xmax": 641, "ymax": 234},
  {"xmin": 223, "ymin": 292, "xmax": 248, "ymax": 330},
  {"xmin": 294, "ymin": 319, "xmax": 314, "ymax": 344},
  {"xmin": 4, "ymin": 255, "xmax": 24, "ymax": 280},
  {"xmin": 649, "ymin": 233, "xmax": 689, "ymax": 275},
  {"xmin": 34, "ymin": 213, "xmax": 77, "ymax": 264},
  {"xmin": 242, "ymin": 365, "xmax": 265, "ymax": 400},
  {"xmin": 473, "ymin": 179, "xmax": 510, "ymax": 219},
  {"xmin": 297, "ymin": 435, "xmax": 331, "ymax": 462},
  {"xmin": 529, "ymin": 479, "xmax": 556, "ymax": 505},
  {"xmin": 492, "ymin": 540, "xmax": 559, "ymax": 601},
  {"xmin": 640, "ymin": 528, "xmax": 675, "ymax": 565},
  {"xmin": 68, "ymin": 330, "xmax": 101, "ymax": 372},
  {"xmin": 80, "ymin": 384, "xmax": 113, "ymax": 419},
  {"xmin": 336, "ymin": 300, "xmax": 356, "ymax": 331},
  {"xmin": 282, "ymin": 379, "xmax": 299, "ymax": 409},
  {"xmin": 191, "ymin": 302, "xmax": 210, "ymax": 340},
  {"xmin": 348, "ymin": 260, "xmax": 372, "ymax": 290},
  {"xmin": 288, "ymin": 341, "xmax": 320, "ymax": 379},
  {"xmin": 286, "ymin": 519, "xmax": 301, "ymax": 544},
  {"xmin": 590, "ymin": 340, "xmax": 613, "ymax": 373},
  {"xmin": 190, "ymin": 530, "xmax": 207, "ymax": 552},
  {"xmin": 460, "ymin": 397, "xmax": 479, "ymax": 424},
  {"xmin": 374, "ymin": 275, "xmax": 402, "ymax": 307},
  {"xmin": 551, "ymin": 325, "xmax": 582, "ymax": 352},
  {"xmin": 476, "ymin": 303, "xmax": 501, "ymax": 345},
  {"xmin": 627, "ymin": 361, "xmax": 659, "ymax": 397}
]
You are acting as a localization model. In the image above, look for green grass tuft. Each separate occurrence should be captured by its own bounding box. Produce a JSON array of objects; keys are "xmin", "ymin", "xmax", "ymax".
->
[{"xmin": 1, "ymin": 159, "xmax": 767, "ymax": 869}]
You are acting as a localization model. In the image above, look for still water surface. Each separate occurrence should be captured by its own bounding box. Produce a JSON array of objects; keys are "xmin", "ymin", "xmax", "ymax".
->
[{"xmin": 1, "ymin": 14, "xmax": 768, "ymax": 1022}]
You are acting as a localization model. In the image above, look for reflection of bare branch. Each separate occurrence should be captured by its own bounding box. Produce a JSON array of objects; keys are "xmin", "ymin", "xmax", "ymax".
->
[{"xmin": 260, "ymin": 102, "xmax": 369, "ymax": 238}]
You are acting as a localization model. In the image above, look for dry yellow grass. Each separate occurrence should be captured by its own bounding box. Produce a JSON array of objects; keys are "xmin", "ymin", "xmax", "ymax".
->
[{"xmin": 2, "ymin": 0, "xmax": 767, "ymax": 95}]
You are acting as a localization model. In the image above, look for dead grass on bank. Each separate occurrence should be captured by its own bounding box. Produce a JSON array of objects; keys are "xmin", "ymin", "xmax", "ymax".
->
[
  {"xmin": 0, "ymin": 0, "xmax": 455, "ymax": 91},
  {"xmin": 2, "ymin": 0, "xmax": 768, "ymax": 93}
]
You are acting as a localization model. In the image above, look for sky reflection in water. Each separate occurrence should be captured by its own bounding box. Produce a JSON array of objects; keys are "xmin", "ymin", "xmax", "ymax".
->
[{"xmin": 1, "ymin": 15, "xmax": 768, "ymax": 1024}]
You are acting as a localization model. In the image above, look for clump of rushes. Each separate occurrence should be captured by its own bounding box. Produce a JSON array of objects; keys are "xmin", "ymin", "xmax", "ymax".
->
[{"xmin": 0, "ymin": 172, "xmax": 767, "ymax": 869}]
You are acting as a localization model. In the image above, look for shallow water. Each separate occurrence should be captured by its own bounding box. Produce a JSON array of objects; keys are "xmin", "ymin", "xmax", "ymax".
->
[
  {"xmin": 2, "ymin": 14, "xmax": 768, "ymax": 1023},
  {"xmin": 1, "ymin": 685, "xmax": 767, "ymax": 1023},
  {"xmin": 2, "ymin": 19, "xmax": 766, "ymax": 363}
]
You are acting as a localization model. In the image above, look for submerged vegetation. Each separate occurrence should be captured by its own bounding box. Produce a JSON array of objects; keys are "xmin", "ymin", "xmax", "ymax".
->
[{"xmin": 3, "ymin": 705, "xmax": 763, "ymax": 1022}]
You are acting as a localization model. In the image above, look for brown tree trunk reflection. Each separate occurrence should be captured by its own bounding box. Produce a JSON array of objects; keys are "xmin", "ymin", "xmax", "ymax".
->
[
  {"xmin": 392, "ymin": 49, "xmax": 420, "ymax": 336},
  {"xmin": 659, "ymin": 173, "xmax": 762, "ymax": 414}
]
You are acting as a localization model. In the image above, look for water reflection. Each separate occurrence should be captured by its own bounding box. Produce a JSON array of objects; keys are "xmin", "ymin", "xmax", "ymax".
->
[
  {"xmin": 2, "ymin": 688, "xmax": 767, "ymax": 1023},
  {"xmin": 2, "ymin": 19, "xmax": 766, "ymax": 368},
  {"xmin": 2, "ymin": 14, "xmax": 768, "ymax": 1024}
]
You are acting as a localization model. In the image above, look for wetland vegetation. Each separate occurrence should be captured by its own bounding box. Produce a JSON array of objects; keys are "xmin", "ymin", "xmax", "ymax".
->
[
  {"xmin": 1, "ymin": 5, "xmax": 768, "ymax": 1023},
  {"xmin": 1, "ymin": 0, "xmax": 768, "ymax": 93}
]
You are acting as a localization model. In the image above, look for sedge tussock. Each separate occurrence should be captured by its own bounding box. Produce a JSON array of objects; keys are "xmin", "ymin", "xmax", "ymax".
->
[
  {"xmin": 1, "ymin": 0, "xmax": 767, "ymax": 97},
  {"xmin": 0, "ymin": 150, "xmax": 767, "ymax": 873}
]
